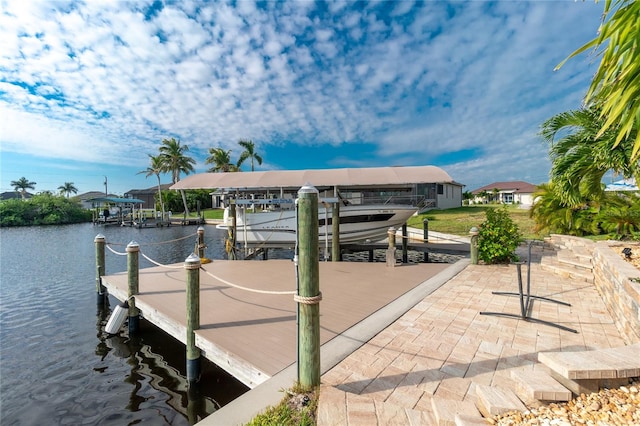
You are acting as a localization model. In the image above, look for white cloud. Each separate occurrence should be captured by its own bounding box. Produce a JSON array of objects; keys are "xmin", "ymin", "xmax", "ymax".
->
[{"xmin": 0, "ymin": 0, "xmax": 605, "ymax": 192}]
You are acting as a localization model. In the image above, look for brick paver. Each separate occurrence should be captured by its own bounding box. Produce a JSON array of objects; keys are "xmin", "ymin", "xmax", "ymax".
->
[{"xmin": 318, "ymin": 245, "xmax": 639, "ymax": 425}]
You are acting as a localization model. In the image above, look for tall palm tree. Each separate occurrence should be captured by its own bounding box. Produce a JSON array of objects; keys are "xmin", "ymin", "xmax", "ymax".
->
[
  {"xmin": 540, "ymin": 107, "xmax": 638, "ymax": 207},
  {"xmin": 205, "ymin": 148, "xmax": 239, "ymax": 172},
  {"xmin": 11, "ymin": 177, "xmax": 36, "ymax": 200},
  {"xmin": 58, "ymin": 182, "xmax": 78, "ymax": 198},
  {"xmin": 236, "ymin": 139, "xmax": 262, "ymax": 171},
  {"xmin": 158, "ymin": 138, "xmax": 196, "ymax": 215},
  {"xmin": 557, "ymin": 0, "xmax": 640, "ymax": 162},
  {"xmin": 138, "ymin": 155, "xmax": 166, "ymax": 221}
]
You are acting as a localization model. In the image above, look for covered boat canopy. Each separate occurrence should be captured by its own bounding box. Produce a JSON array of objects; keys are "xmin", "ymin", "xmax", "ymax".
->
[
  {"xmin": 86, "ymin": 196, "xmax": 145, "ymax": 204},
  {"xmin": 170, "ymin": 165, "xmax": 456, "ymax": 191},
  {"xmin": 605, "ymin": 178, "xmax": 638, "ymax": 192}
]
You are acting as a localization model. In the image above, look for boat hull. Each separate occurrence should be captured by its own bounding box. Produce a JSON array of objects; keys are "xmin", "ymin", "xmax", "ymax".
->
[{"xmin": 217, "ymin": 205, "xmax": 417, "ymax": 247}]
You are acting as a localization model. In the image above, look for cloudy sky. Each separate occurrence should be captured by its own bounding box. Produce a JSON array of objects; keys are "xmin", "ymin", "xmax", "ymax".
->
[{"xmin": 1, "ymin": 0, "xmax": 604, "ymax": 195}]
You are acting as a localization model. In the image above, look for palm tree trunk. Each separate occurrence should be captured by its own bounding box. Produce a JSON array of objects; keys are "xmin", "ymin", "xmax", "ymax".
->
[
  {"xmin": 155, "ymin": 175, "xmax": 166, "ymax": 222},
  {"xmin": 180, "ymin": 189, "xmax": 190, "ymax": 217}
]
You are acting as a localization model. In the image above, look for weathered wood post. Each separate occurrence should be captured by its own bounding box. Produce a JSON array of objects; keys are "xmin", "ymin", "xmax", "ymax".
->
[
  {"xmin": 297, "ymin": 184, "xmax": 321, "ymax": 390},
  {"xmin": 228, "ymin": 201, "xmax": 237, "ymax": 260},
  {"xmin": 402, "ymin": 224, "xmax": 408, "ymax": 264},
  {"xmin": 197, "ymin": 226, "xmax": 205, "ymax": 258},
  {"xmin": 94, "ymin": 234, "xmax": 106, "ymax": 305},
  {"xmin": 331, "ymin": 188, "xmax": 340, "ymax": 262},
  {"xmin": 470, "ymin": 226, "xmax": 479, "ymax": 265},
  {"xmin": 127, "ymin": 241, "xmax": 140, "ymax": 334},
  {"xmin": 185, "ymin": 253, "xmax": 201, "ymax": 383},
  {"xmin": 423, "ymin": 218, "xmax": 429, "ymax": 242},
  {"xmin": 386, "ymin": 227, "xmax": 397, "ymax": 267}
]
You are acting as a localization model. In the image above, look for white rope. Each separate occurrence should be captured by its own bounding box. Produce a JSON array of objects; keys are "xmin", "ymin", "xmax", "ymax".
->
[
  {"xmin": 140, "ymin": 251, "xmax": 183, "ymax": 269},
  {"xmin": 105, "ymin": 244, "xmax": 127, "ymax": 256},
  {"xmin": 201, "ymin": 267, "xmax": 296, "ymax": 295}
]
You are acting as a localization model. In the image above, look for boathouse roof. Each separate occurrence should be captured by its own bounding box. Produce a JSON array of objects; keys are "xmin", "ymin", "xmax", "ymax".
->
[{"xmin": 170, "ymin": 165, "xmax": 458, "ymax": 191}]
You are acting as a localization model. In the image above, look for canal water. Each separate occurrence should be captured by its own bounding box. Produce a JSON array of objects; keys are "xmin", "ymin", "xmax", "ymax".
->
[{"xmin": 0, "ymin": 223, "xmax": 270, "ymax": 425}]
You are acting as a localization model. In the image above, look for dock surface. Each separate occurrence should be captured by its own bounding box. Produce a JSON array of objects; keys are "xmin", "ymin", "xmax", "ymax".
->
[{"xmin": 101, "ymin": 260, "xmax": 450, "ymax": 387}]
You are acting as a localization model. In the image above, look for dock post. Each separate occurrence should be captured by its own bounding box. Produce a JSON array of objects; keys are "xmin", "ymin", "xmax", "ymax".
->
[
  {"xmin": 126, "ymin": 241, "xmax": 140, "ymax": 334},
  {"xmin": 297, "ymin": 184, "xmax": 321, "ymax": 390},
  {"xmin": 94, "ymin": 234, "xmax": 106, "ymax": 305},
  {"xmin": 185, "ymin": 253, "xmax": 201, "ymax": 383},
  {"xmin": 386, "ymin": 227, "xmax": 397, "ymax": 267},
  {"xmin": 402, "ymin": 224, "xmax": 408, "ymax": 264},
  {"xmin": 197, "ymin": 226, "xmax": 205, "ymax": 258},
  {"xmin": 423, "ymin": 218, "xmax": 429, "ymax": 242},
  {"xmin": 228, "ymin": 201, "xmax": 237, "ymax": 260},
  {"xmin": 331, "ymin": 188, "xmax": 340, "ymax": 262},
  {"xmin": 470, "ymin": 227, "xmax": 479, "ymax": 265}
]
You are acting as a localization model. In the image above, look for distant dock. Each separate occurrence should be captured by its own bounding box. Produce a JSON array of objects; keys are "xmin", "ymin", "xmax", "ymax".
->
[{"xmin": 100, "ymin": 260, "xmax": 452, "ymax": 388}]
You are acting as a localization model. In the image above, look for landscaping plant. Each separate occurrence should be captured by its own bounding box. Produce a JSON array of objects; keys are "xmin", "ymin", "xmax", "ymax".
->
[{"xmin": 478, "ymin": 206, "xmax": 523, "ymax": 264}]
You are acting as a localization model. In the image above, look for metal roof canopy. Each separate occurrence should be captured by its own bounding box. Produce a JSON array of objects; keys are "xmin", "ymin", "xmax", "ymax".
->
[
  {"xmin": 87, "ymin": 197, "xmax": 145, "ymax": 204},
  {"xmin": 170, "ymin": 165, "xmax": 456, "ymax": 191}
]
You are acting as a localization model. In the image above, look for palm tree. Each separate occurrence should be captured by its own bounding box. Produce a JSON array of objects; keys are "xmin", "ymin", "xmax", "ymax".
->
[
  {"xmin": 529, "ymin": 183, "xmax": 598, "ymax": 236},
  {"xmin": 205, "ymin": 148, "xmax": 239, "ymax": 172},
  {"xmin": 540, "ymin": 107, "xmax": 639, "ymax": 207},
  {"xmin": 557, "ymin": 0, "xmax": 640, "ymax": 162},
  {"xmin": 158, "ymin": 138, "xmax": 196, "ymax": 215},
  {"xmin": 138, "ymin": 155, "xmax": 166, "ymax": 221},
  {"xmin": 58, "ymin": 182, "xmax": 78, "ymax": 198},
  {"xmin": 236, "ymin": 139, "xmax": 262, "ymax": 171},
  {"xmin": 11, "ymin": 177, "xmax": 36, "ymax": 200}
]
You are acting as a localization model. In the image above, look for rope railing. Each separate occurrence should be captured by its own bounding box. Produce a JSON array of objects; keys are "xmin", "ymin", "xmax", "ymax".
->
[
  {"xmin": 105, "ymin": 244, "xmax": 127, "ymax": 256},
  {"xmin": 139, "ymin": 251, "xmax": 184, "ymax": 269}
]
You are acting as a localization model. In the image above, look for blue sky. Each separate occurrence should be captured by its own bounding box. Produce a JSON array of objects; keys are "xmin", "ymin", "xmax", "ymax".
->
[{"xmin": 1, "ymin": 0, "xmax": 604, "ymax": 195}]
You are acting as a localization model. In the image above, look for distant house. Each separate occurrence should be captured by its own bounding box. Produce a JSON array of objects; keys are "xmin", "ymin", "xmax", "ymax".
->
[
  {"xmin": 124, "ymin": 184, "xmax": 171, "ymax": 210},
  {"xmin": 470, "ymin": 181, "xmax": 537, "ymax": 206},
  {"xmin": 0, "ymin": 191, "xmax": 32, "ymax": 200},
  {"xmin": 76, "ymin": 191, "xmax": 121, "ymax": 209}
]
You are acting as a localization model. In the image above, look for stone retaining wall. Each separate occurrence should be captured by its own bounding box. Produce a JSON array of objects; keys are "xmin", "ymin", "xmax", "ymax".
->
[
  {"xmin": 550, "ymin": 234, "xmax": 640, "ymax": 343},
  {"xmin": 592, "ymin": 241, "xmax": 640, "ymax": 344}
]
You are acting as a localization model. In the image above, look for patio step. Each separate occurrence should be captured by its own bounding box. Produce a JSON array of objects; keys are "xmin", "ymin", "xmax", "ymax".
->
[
  {"xmin": 431, "ymin": 397, "xmax": 483, "ymax": 426},
  {"xmin": 474, "ymin": 384, "xmax": 527, "ymax": 419},
  {"xmin": 540, "ymin": 257, "xmax": 594, "ymax": 283},
  {"xmin": 511, "ymin": 369, "xmax": 572, "ymax": 404},
  {"xmin": 537, "ymin": 343, "xmax": 640, "ymax": 395},
  {"xmin": 556, "ymin": 250, "xmax": 593, "ymax": 270}
]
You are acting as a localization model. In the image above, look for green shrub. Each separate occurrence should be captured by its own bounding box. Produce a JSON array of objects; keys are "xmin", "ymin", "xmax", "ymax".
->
[{"xmin": 478, "ymin": 207, "xmax": 523, "ymax": 264}]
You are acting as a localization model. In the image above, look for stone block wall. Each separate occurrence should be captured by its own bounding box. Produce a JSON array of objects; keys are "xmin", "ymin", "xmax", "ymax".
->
[{"xmin": 592, "ymin": 241, "xmax": 640, "ymax": 344}]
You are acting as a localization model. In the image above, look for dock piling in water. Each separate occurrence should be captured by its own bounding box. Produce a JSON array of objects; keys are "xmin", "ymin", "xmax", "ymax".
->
[
  {"xmin": 184, "ymin": 253, "xmax": 201, "ymax": 383},
  {"xmin": 196, "ymin": 226, "xmax": 205, "ymax": 258},
  {"xmin": 126, "ymin": 241, "xmax": 140, "ymax": 334},
  {"xmin": 297, "ymin": 184, "xmax": 321, "ymax": 390},
  {"xmin": 94, "ymin": 234, "xmax": 106, "ymax": 305},
  {"xmin": 386, "ymin": 227, "xmax": 397, "ymax": 267}
]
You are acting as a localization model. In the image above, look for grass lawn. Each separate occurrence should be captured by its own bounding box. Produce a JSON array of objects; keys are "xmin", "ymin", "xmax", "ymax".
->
[{"xmin": 407, "ymin": 205, "xmax": 545, "ymax": 240}]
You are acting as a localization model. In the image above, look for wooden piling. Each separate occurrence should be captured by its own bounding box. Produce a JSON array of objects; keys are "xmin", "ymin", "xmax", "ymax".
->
[
  {"xmin": 126, "ymin": 241, "xmax": 140, "ymax": 334},
  {"xmin": 94, "ymin": 234, "xmax": 106, "ymax": 304},
  {"xmin": 470, "ymin": 227, "xmax": 479, "ymax": 265},
  {"xmin": 331, "ymin": 188, "xmax": 340, "ymax": 262},
  {"xmin": 386, "ymin": 227, "xmax": 397, "ymax": 267},
  {"xmin": 197, "ymin": 226, "xmax": 205, "ymax": 258},
  {"xmin": 297, "ymin": 184, "xmax": 321, "ymax": 390},
  {"xmin": 228, "ymin": 201, "xmax": 237, "ymax": 260},
  {"xmin": 185, "ymin": 253, "xmax": 201, "ymax": 383},
  {"xmin": 402, "ymin": 224, "xmax": 408, "ymax": 263}
]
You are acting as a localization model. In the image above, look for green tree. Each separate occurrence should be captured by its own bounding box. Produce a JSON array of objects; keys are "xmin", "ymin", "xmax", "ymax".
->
[
  {"xmin": 58, "ymin": 182, "xmax": 78, "ymax": 198},
  {"xmin": 540, "ymin": 107, "xmax": 638, "ymax": 207},
  {"xmin": 206, "ymin": 147, "xmax": 239, "ymax": 172},
  {"xmin": 236, "ymin": 139, "xmax": 262, "ymax": 171},
  {"xmin": 557, "ymin": 0, "xmax": 640, "ymax": 162},
  {"xmin": 11, "ymin": 177, "xmax": 36, "ymax": 200},
  {"xmin": 158, "ymin": 137, "xmax": 196, "ymax": 215},
  {"xmin": 529, "ymin": 183, "xmax": 599, "ymax": 236},
  {"xmin": 138, "ymin": 154, "xmax": 166, "ymax": 221}
]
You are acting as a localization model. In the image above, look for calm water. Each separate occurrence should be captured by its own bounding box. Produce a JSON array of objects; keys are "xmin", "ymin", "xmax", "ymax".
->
[{"xmin": 0, "ymin": 223, "xmax": 259, "ymax": 425}]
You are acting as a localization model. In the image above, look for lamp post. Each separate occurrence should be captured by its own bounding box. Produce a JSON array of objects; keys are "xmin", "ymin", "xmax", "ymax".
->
[{"xmin": 104, "ymin": 176, "xmax": 108, "ymax": 196}]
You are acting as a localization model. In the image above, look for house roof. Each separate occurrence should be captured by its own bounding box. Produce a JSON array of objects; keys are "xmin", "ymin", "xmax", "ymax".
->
[
  {"xmin": 471, "ymin": 181, "xmax": 537, "ymax": 195},
  {"xmin": 1, "ymin": 191, "xmax": 31, "ymax": 200},
  {"xmin": 86, "ymin": 196, "xmax": 145, "ymax": 204},
  {"xmin": 125, "ymin": 184, "xmax": 172, "ymax": 195},
  {"xmin": 170, "ymin": 165, "xmax": 458, "ymax": 191}
]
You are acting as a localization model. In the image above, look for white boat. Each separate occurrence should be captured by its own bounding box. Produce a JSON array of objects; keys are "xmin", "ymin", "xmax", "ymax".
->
[{"xmin": 217, "ymin": 200, "xmax": 418, "ymax": 247}]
